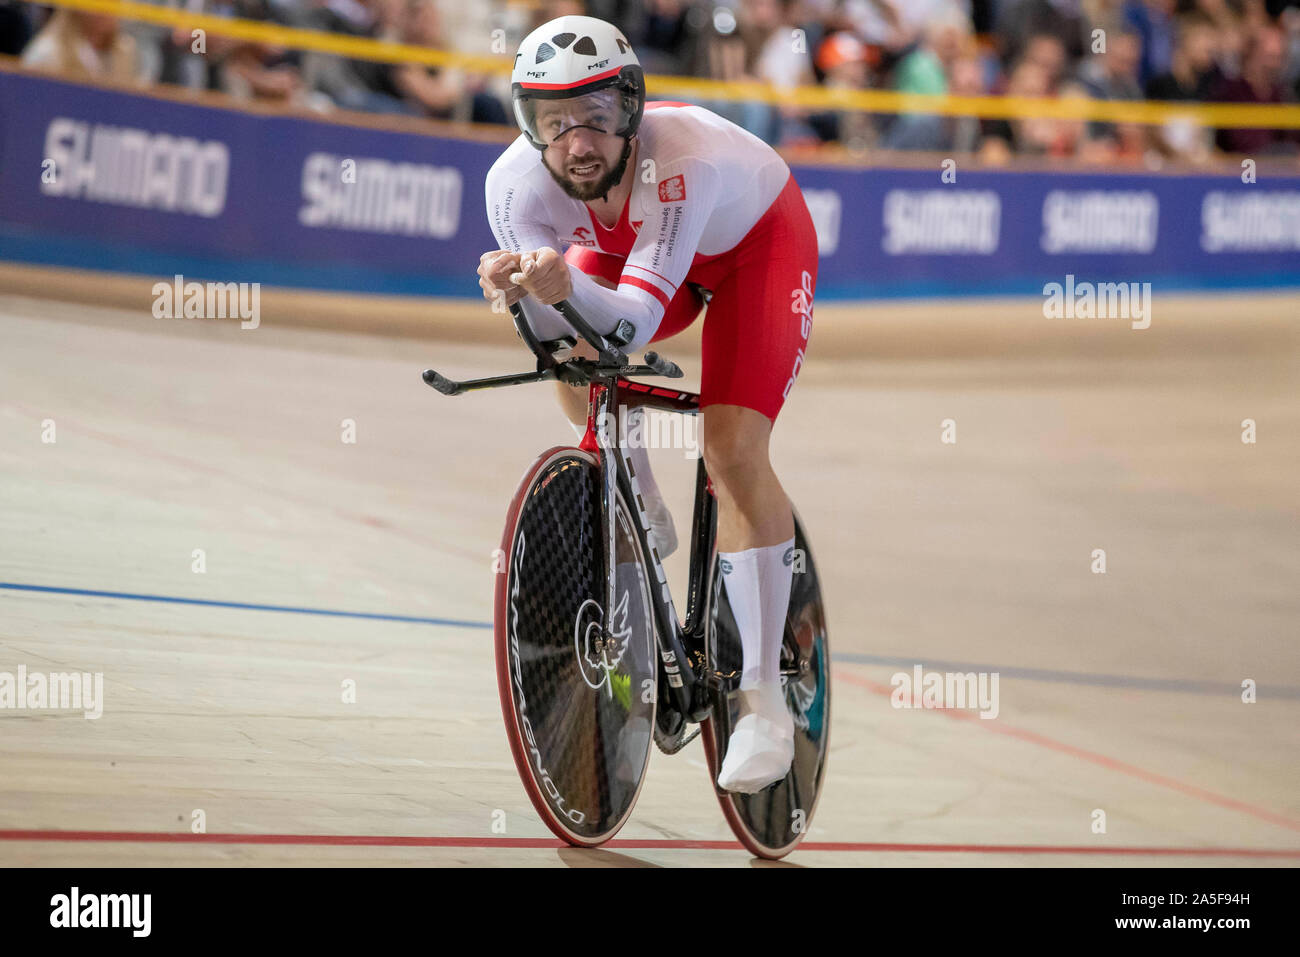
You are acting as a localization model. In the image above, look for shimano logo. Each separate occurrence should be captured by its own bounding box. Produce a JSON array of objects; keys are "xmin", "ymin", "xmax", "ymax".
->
[
  {"xmin": 882, "ymin": 190, "xmax": 1000, "ymax": 254},
  {"xmin": 41, "ymin": 117, "xmax": 228, "ymax": 216},
  {"xmin": 299, "ymin": 153, "xmax": 461, "ymax": 238},
  {"xmin": 1041, "ymin": 190, "xmax": 1158, "ymax": 253},
  {"xmin": 1201, "ymin": 191, "xmax": 1300, "ymax": 252}
]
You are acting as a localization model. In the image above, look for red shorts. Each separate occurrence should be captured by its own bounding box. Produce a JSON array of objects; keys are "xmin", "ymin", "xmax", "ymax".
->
[{"xmin": 564, "ymin": 173, "xmax": 817, "ymax": 423}]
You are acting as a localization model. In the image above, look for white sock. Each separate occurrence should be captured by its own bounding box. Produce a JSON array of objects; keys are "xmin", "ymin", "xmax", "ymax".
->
[
  {"xmin": 714, "ymin": 537, "xmax": 797, "ymax": 792},
  {"xmin": 719, "ymin": 537, "xmax": 795, "ymax": 691}
]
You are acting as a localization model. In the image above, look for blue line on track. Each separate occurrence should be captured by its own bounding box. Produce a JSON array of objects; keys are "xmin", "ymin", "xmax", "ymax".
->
[
  {"xmin": 6, "ymin": 582, "xmax": 1293, "ymax": 698},
  {"xmin": 0, "ymin": 582, "xmax": 491, "ymax": 630}
]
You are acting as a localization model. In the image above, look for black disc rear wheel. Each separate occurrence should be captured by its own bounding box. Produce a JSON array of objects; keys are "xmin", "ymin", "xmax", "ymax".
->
[{"xmin": 702, "ymin": 511, "xmax": 831, "ymax": 859}]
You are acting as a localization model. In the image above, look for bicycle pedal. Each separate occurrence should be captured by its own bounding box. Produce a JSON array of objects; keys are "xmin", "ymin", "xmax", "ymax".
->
[{"xmin": 779, "ymin": 655, "xmax": 810, "ymax": 676}]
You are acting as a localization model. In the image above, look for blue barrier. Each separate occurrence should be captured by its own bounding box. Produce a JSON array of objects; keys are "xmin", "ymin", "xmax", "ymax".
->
[{"xmin": 1, "ymin": 69, "xmax": 1297, "ymax": 300}]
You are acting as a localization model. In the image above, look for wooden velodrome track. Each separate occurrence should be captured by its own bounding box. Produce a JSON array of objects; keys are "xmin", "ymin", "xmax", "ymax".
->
[{"xmin": 0, "ymin": 271, "xmax": 1297, "ymax": 867}]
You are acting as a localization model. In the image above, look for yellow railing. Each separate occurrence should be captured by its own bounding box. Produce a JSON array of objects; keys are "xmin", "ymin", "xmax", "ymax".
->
[{"xmin": 37, "ymin": 0, "xmax": 1300, "ymax": 129}]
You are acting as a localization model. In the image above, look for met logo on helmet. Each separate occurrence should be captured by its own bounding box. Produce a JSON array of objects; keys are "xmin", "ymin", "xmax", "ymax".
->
[{"xmin": 587, "ymin": 59, "xmax": 610, "ymax": 70}]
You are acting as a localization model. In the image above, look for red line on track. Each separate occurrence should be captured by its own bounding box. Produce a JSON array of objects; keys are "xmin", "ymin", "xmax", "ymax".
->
[
  {"xmin": 1, "ymin": 831, "xmax": 1297, "ymax": 857},
  {"xmin": 837, "ymin": 670, "xmax": 1300, "ymax": 833}
]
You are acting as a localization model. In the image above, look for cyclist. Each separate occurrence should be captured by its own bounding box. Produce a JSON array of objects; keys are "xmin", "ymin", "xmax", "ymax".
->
[{"xmin": 477, "ymin": 15, "xmax": 817, "ymax": 794}]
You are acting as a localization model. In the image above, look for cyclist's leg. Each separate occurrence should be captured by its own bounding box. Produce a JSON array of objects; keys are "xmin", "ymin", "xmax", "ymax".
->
[
  {"xmin": 698, "ymin": 175, "xmax": 818, "ymax": 791},
  {"xmin": 703, "ymin": 406, "xmax": 794, "ymax": 550},
  {"xmin": 699, "ymin": 174, "xmax": 816, "ymax": 544}
]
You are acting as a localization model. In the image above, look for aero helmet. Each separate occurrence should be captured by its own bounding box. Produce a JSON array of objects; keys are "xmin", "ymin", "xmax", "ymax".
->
[{"xmin": 510, "ymin": 16, "xmax": 646, "ymax": 150}]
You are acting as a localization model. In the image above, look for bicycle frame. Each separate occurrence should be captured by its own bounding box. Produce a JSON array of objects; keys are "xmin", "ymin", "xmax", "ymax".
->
[
  {"xmin": 585, "ymin": 375, "xmax": 718, "ymax": 726},
  {"xmin": 425, "ymin": 298, "xmax": 830, "ymax": 856},
  {"xmin": 422, "ymin": 300, "xmax": 720, "ymax": 725}
]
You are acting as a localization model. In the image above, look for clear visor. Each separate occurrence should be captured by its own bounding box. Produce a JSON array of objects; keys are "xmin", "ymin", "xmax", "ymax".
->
[{"xmin": 514, "ymin": 88, "xmax": 637, "ymax": 146}]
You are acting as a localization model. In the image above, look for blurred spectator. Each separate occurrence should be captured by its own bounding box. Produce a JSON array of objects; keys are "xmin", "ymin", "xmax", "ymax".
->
[
  {"xmin": 528, "ymin": 0, "xmax": 585, "ymax": 31},
  {"xmin": 884, "ymin": 9, "xmax": 974, "ymax": 148},
  {"xmin": 392, "ymin": 0, "xmax": 509, "ymax": 123},
  {"xmin": 215, "ymin": 0, "xmax": 304, "ymax": 104},
  {"xmin": 891, "ymin": 0, "xmax": 972, "ymax": 50},
  {"xmin": 744, "ymin": 0, "xmax": 818, "ymax": 144},
  {"xmin": 7, "ymin": 0, "xmax": 1299, "ymax": 161},
  {"xmin": 1054, "ymin": 79, "xmax": 1121, "ymax": 159},
  {"xmin": 1078, "ymin": 25, "xmax": 1141, "ymax": 96},
  {"xmin": 946, "ymin": 55, "xmax": 991, "ymax": 150},
  {"xmin": 838, "ymin": 0, "xmax": 909, "ymax": 50},
  {"xmin": 1122, "ymin": 0, "xmax": 1175, "ymax": 87},
  {"xmin": 638, "ymin": 0, "xmax": 693, "ymax": 74},
  {"xmin": 886, "ymin": 52, "xmax": 990, "ymax": 151},
  {"xmin": 1146, "ymin": 13, "xmax": 1219, "ymax": 100},
  {"xmin": 747, "ymin": 0, "xmax": 814, "ymax": 88},
  {"xmin": 300, "ymin": 0, "xmax": 407, "ymax": 113},
  {"xmin": 996, "ymin": 0, "xmax": 1089, "ymax": 65},
  {"xmin": 0, "ymin": 1, "xmax": 34, "ymax": 56},
  {"xmin": 815, "ymin": 28, "xmax": 875, "ymax": 83},
  {"xmin": 894, "ymin": 8, "xmax": 969, "ymax": 94},
  {"xmin": 1145, "ymin": 12, "xmax": 1218, "ymax": 160},
  {"xmin": 1019, "ymin": 32, "xmax": 1069, "ymax": 88},
  {"xmin": 980, "ymin": 58, "xmax": 1057, "ymax": 159},
  {"xmin": 1194, "ymin": 0, "xmax": 1250, "ymax": 70},
  {"xmin": 807, "ymin": 30, "xmax": 876, "ymax": 147},
  {"xmin": 21, "ymin": 9, "xmax": 143, "ymax": 83},
  {"xmin": 1285, "ymin": 6, "xmax": 1300, "ymax": 93},
  {"xmin": 1210, "ymin": 24, "xmax": 1296, "ymax": 154},
  {"xmin": 1077, "ymin": 26, "xmax": 1146, "ymax": 154},
  {"xmin": 220, "ymin": 42, "xmax": 304, "ymax": 102},
  {"xmin": 689, "ymin": 3, "xmax": 782, "ymax": 141},
  {"xmin": 155, "ymin": 0, "xmax": 225, "ymax": 91}
]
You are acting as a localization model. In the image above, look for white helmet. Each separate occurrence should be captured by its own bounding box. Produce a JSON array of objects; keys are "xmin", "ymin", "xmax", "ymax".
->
[{"xmin": 510, "ymin": 15, "xmax": 645, "ymax": 151}]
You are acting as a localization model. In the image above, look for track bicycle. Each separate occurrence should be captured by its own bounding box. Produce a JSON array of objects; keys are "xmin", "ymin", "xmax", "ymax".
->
[{"xmin": 423, "ymin": 299, "xmax": 831, "ymax": 859}]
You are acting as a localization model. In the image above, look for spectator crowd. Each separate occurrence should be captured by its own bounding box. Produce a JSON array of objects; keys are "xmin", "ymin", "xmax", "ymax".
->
[{"xmin": 2, "ymin": 0, "xmax": 1298, "ymax": 161}]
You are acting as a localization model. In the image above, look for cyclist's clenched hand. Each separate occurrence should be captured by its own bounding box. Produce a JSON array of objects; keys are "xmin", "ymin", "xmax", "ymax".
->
[
  {"xmin": 510, "ymin": 247, "xmax": 571, "ymax": 306},
  {"xmin": 478, "ymin": 250, "xmax": 526, "ymax": 309}
]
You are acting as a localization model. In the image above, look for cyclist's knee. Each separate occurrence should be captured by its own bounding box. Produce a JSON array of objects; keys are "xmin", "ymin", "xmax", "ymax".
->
[{"xmin": 702, "ymin": 405, "xmax": 772, "ymax": 488}]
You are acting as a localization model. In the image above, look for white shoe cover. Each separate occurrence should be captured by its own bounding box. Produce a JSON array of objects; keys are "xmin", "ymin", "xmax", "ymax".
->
[{"xmin": 715, "ymin": 685, "xmax": 794, "ymax": 793}]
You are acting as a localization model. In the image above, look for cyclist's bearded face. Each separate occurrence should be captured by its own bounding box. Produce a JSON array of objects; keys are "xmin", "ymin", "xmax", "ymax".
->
[{"xmin": 533, "ymin": 92, "xmax": 632, "ymax": 202}]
